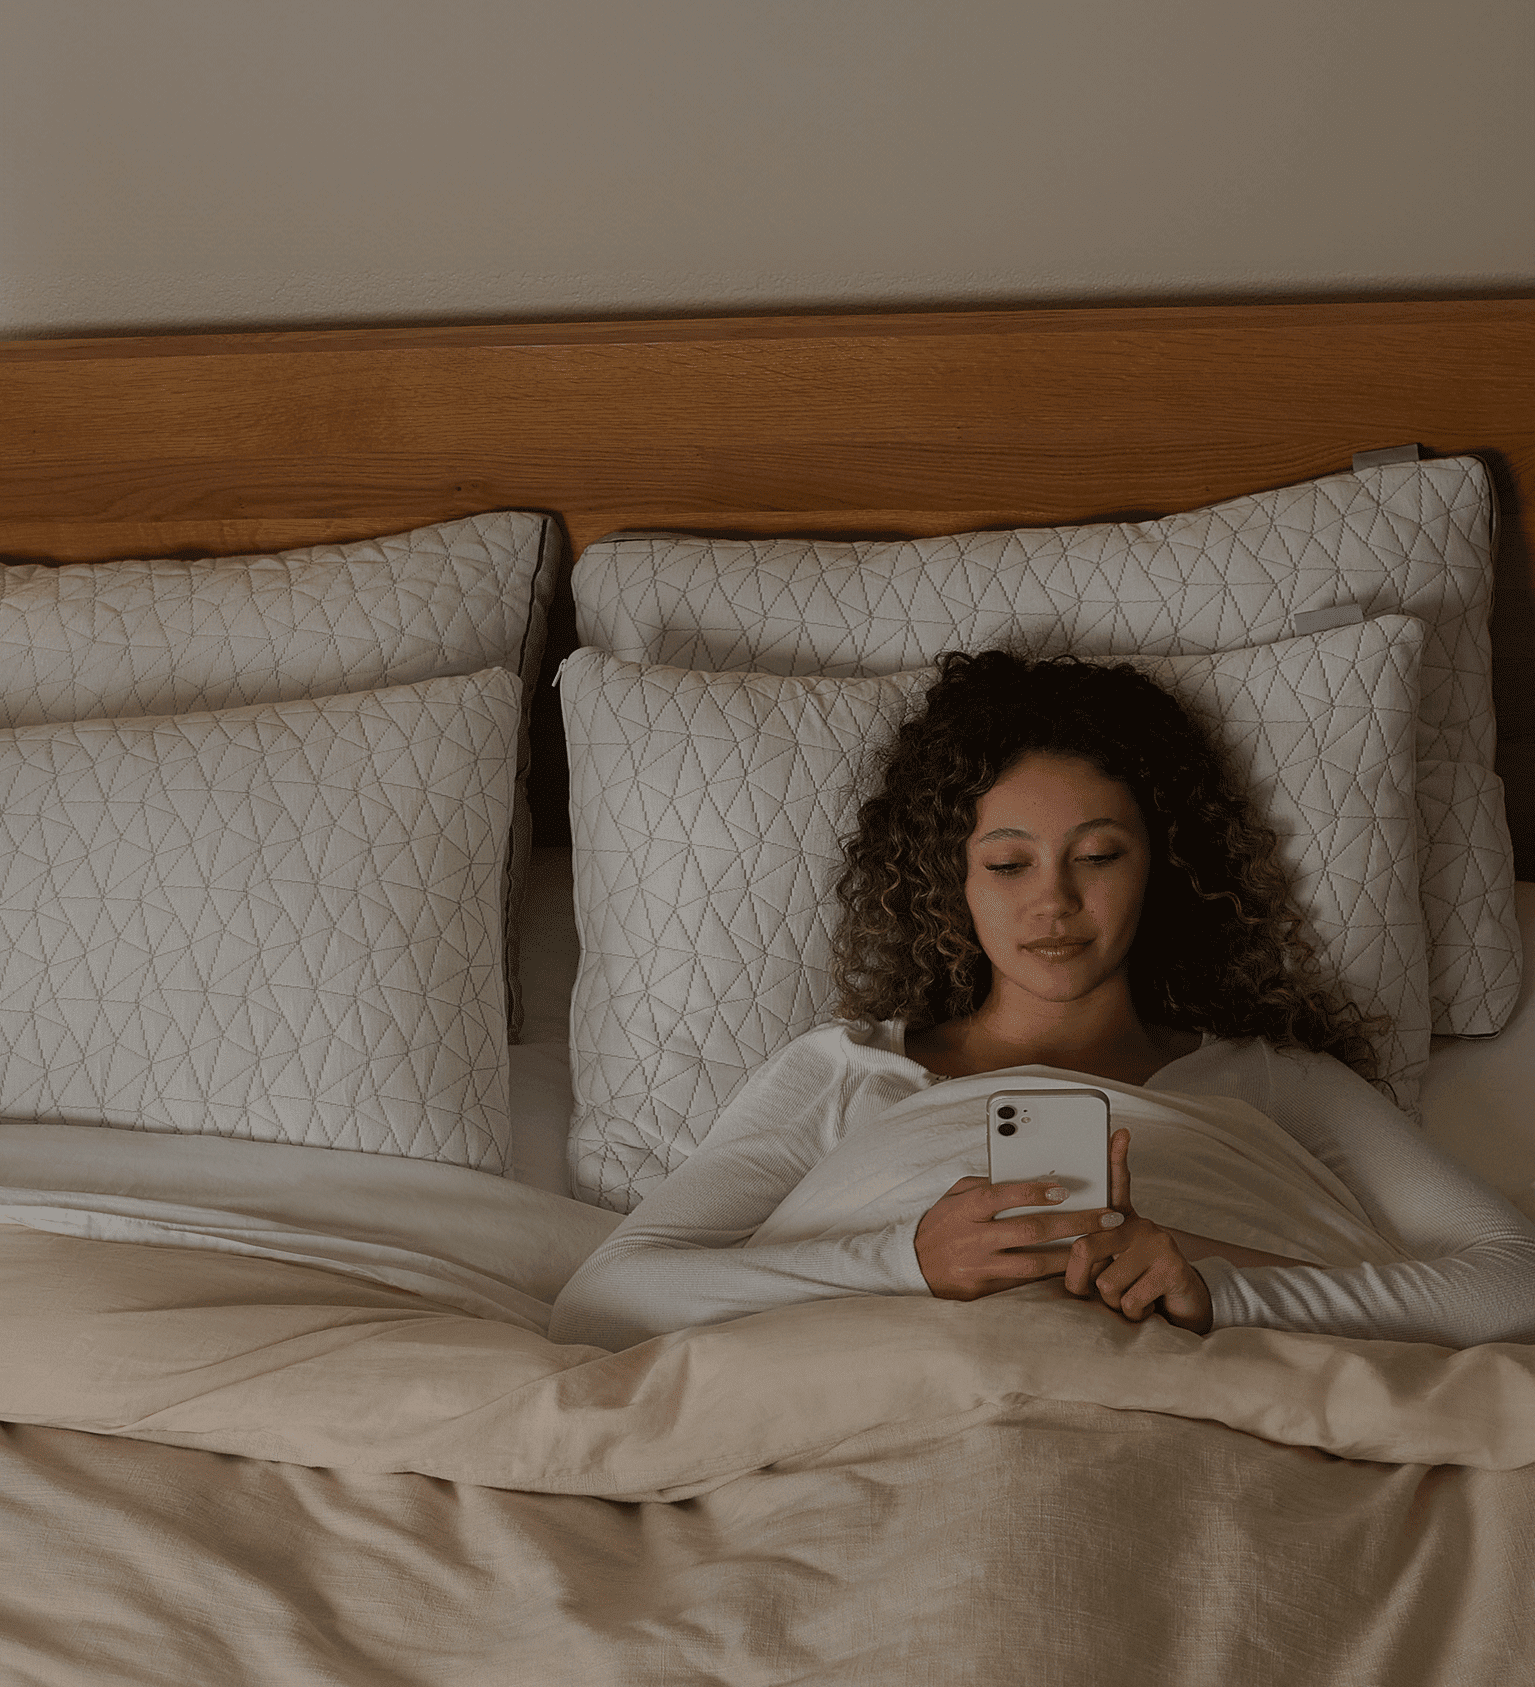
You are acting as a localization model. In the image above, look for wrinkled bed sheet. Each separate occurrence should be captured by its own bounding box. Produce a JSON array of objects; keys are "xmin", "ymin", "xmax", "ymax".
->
[
  {"xmin": 2, "ymin": 1102, "xmax": 1534, "ymax": 1685},
  {"xmin": 5, "ymin": 1404, "xmax": 1531, "ymax": 1687}
]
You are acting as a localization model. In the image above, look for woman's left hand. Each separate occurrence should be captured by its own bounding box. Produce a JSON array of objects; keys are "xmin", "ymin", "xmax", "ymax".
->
[{"xmin": 1062, "ymin": 1127, "xmax": 1213, "ymax": 1335}]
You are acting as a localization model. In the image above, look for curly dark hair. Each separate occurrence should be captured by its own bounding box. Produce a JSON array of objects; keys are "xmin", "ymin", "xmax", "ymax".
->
[{"xmin": 831, "ymin": 648, "xmax": 1381, "ymax": 1080}]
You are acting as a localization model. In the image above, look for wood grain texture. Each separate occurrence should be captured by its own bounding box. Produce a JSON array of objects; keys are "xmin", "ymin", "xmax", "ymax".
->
[{"xmin": 2, "ymin": 298, "xmax": 1533, "ymax": 858}]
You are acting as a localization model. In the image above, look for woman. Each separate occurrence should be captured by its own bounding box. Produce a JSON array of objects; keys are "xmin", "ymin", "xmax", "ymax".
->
[{"xmin": 550, "ymin": 651, "xmax": 1535, "ymax": 1352}]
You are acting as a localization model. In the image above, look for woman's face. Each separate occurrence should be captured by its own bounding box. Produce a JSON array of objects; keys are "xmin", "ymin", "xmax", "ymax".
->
[{"xmin": 963, "ymin": 752, "xmax": 1152, "ymax": 1010}]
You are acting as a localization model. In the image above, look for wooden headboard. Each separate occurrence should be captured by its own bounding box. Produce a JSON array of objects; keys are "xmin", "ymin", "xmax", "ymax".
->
[{"xmin": 3, "ymin": 298, "xmax": 1533, "ymax": 861}]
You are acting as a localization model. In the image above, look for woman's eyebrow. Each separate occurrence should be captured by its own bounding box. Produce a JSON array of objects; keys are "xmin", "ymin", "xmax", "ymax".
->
[{"xmin": 974, "ymin": 818, "xmax": 1125, "ymax": 844}]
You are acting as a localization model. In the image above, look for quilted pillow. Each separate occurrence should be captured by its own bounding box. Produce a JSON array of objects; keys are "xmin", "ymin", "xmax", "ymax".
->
[
  {"xmin": 574, "ymin": 457, "xmax": 1512, "ymax": 1039},
  {"xmin": 0, "ymin": 509, "xmax": 561, "ymax": 1037},
  {"xmin": 0, "ymin": 669, "xmax": 519, "ymax": 1173},
  {"xmin": 560, "ymin": 616, "xmax": 1428, "ymax": 1212}
]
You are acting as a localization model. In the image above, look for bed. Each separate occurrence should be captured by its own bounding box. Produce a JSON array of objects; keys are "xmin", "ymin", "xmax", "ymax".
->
[{"xmin": 1, "ymin": 298, "xmax": 1534, "ymax": 1686}]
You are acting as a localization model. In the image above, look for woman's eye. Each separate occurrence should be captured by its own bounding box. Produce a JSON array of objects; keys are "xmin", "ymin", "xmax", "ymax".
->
[{"xmin": 981, "ymin": 851, "xmax": 1123, "ymax": 874}]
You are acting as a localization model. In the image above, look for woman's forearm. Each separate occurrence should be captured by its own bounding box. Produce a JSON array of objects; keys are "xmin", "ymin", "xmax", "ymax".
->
[
  {"xmin": 1163, "ymin": 1228, "xmax": 1311, "ymax": 1271},
  {"xmin": 549, "ymin": 1223, "xmax": 931, "ymax": 1350}
]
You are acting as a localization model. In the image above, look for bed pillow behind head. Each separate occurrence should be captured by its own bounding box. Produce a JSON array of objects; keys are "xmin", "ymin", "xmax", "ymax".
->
[
  {"xmin": 560, "ymin": 615, "xmax": 1428, "ymax": 1213},
  {"xmin": 0, "ymin": 509, "xmax": 562, "ymax": 1038},
  {"xmin": 0, "ymin": 669, "xmax": 519, "ymax": 1172},
  {"xmin": 574, "ymin": 456, "xmax": 1510, "ymax": 1040}
]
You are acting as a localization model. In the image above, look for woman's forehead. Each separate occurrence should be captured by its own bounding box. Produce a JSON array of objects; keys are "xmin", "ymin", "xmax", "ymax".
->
[{"xmin": 974, "ymin": 753, "xmax": 1144, "ymax": 835}]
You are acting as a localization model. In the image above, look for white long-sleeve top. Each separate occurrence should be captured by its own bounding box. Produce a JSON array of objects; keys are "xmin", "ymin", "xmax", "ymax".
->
[{"xmin": 548, "ymin": 1021, "xmax": 1535, "ymax": 1352}]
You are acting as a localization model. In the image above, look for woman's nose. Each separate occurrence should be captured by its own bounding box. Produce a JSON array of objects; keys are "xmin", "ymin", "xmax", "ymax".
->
[{"xmin": 1030, "ymin": 861, "xmax": 1082, "ymax": 913}]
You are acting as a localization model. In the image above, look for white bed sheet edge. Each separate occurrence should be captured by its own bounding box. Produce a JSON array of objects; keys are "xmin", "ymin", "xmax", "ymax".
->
[{"xmin": 0, "ymin": 1120, "xmax": 619, "ymax": 1327}]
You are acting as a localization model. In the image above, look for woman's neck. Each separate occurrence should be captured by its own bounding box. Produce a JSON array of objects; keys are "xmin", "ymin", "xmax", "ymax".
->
[{"xmin": 905, "ymin": 981, "xmax": 1200, "ymax": 1086}]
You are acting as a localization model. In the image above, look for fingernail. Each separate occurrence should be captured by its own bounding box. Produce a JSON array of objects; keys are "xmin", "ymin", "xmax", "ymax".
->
[
  {"xmin": 1045, "ymin": 1186, "xmax": 1068, "ymax": 1203},
  {"xmin": 1100, "ymin": 1211, "xmax": 1125, "ymax": 1229}
]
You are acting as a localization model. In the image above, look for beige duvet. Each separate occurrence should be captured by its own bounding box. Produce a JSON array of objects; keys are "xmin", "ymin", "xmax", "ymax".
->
[{"xmin": 2, "ymin": 1095, "xmax": 1534, "ymax": 1684}]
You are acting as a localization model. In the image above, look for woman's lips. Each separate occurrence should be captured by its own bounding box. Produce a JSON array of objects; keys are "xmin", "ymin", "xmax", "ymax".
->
[{"xmin": 1021, "ymin": 938, "xmax": 1090, "ymax": 958}]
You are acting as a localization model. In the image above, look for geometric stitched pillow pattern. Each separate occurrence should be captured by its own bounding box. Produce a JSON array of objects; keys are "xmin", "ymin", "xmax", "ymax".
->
[
  {"xmin": 573, "ymin": 457, "xmax": 1513, "ymax": 1039},
  {"xmin": 561, "ymin": 617, "xmax": 1426, "ymax": 1213},
  {"xmin": 0, "ymin": 509, "xmax": 561, "ymax": 1039},
  {"xmin": 0, "ymin": 669, "xmax": 519, "ymax": 1173}
]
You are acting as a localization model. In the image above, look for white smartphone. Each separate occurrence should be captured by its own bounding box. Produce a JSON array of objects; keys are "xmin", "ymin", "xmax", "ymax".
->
[{"xmin": 987, "ymin": 1088, "xmax": 1112, "ymax": 1249}]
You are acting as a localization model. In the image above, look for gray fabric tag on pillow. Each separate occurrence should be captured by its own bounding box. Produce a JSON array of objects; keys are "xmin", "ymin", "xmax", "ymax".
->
[
  {"xmin": 1353, "ymin": 444, "xmax": 1422, "ymax": 470},
  {"xmin": 1293, "ymin": 602, "xmax": 1366, "ymax": 636}
]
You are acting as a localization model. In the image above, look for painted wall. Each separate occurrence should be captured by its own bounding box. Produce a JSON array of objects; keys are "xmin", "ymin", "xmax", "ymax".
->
[{"xmin": 3, "ymin": 0, "xmax": 1531, "ymax": 339}]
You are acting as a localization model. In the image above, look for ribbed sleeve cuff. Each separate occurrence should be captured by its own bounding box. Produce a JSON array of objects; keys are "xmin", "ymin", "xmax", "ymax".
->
[{"xmin": 1190, "ymin": 1254, "xmax": 1243, "ymax": 1329}]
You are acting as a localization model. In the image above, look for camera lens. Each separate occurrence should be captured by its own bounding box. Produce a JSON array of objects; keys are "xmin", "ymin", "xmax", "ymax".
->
[
  {"xmin": 996, "ymin": 1105, "xmax": 1016, "ymax": 1120},
  {"xmin": 997, "ymin": 1120, "xmax": 1017, "ymax": 1136}
]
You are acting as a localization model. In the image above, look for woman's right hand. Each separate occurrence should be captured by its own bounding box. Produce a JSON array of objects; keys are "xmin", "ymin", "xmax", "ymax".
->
[{"xmin": 915, "ymin": 1176, "xmax": 1124, "ymax": 1301}]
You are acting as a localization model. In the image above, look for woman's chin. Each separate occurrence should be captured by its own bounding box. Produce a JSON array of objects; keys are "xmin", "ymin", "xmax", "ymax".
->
[
  {"xmin": 998, "ymin": 950, "xmax": 1123, "ymax": 1004},
  {"xmin": 1010, "ymin": 974, "xmax": 1102, "ymax": 1006}
]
